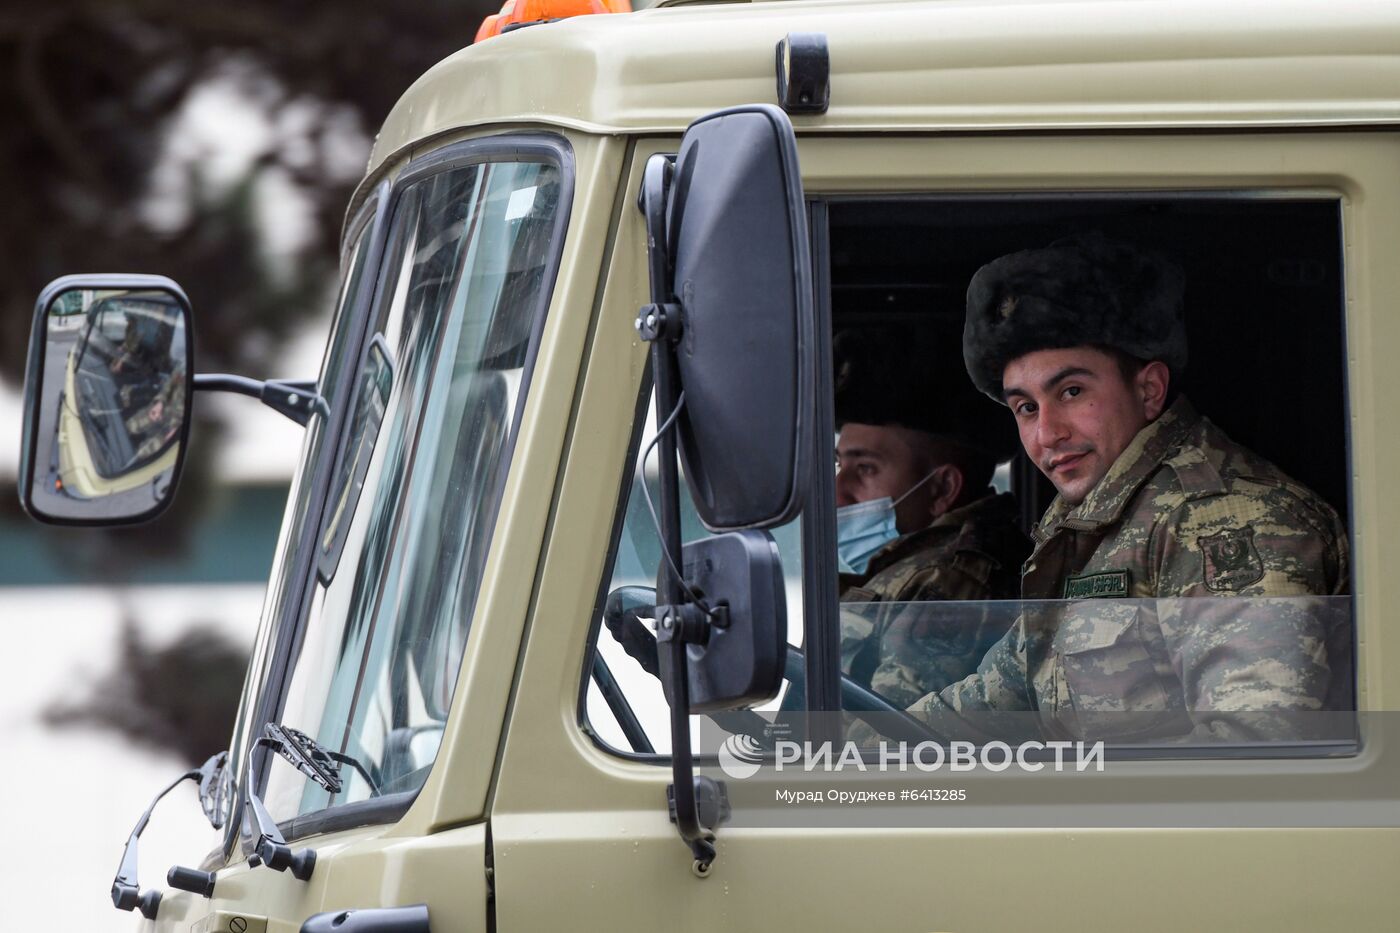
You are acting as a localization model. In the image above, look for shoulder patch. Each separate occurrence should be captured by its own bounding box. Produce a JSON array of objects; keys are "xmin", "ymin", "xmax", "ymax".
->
[
  {"xmin": 1063, "ymin": 569, "xmax": 1131, "ymax": 599},
  {"xmin": 1198, "ymin": 525, "xmax": 1264, "ymax": 592}
]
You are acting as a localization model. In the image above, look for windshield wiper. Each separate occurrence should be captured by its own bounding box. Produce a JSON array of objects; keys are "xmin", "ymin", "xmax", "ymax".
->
[
  {"xmin": 268, "ymin": 721, "xmax": 381, "ymax": 797},
  {"xmin": 111, "ymin": 752, "xmax": 227, "ymax": 921},
  {"xmin": 244, "ymin": 722, "xmax": 380, "ymax": 882}
]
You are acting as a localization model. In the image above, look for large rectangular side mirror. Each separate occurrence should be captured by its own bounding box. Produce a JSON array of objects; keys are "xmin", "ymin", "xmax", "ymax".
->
[
  {"xmin": 20, "ymin": 274, "xmax": 194, "ymax": 524},
  {"xmin": 649, "ymin": 104, "xmax": 815, "ymax": 532}
]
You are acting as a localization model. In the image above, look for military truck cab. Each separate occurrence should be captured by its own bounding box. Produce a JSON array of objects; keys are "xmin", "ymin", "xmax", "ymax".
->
[{"xmin": 19, "ymin": 1, "xmax": 1400, "ymax": 930}]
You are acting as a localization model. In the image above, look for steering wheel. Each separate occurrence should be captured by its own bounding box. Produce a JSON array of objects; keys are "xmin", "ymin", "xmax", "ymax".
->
[{"xmin": 780, "ymin": 646, "xmax": 947, "ymax": 745}]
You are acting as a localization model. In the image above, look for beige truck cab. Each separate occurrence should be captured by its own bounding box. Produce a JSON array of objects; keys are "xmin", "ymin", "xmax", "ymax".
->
[{"xmin": 18, "ymin": 0, "xmax": 1400, "ymax": 930}]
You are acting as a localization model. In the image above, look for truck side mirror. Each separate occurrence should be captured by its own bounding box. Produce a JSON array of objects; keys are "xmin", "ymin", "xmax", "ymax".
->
[
  {"xmin": 636, "ymin": 104, "xmax": 811, "ymax": 871},
  {"xmin": 675, "ymin": 531, "xmax": 787, "ymax": 712},
  {"xmin": 602, "ymin": 533, "xmax": 787, "ymax": 713},
  {"xmin": 659, "ymin": 103, "xmax": 815, "ymax": 532},
  {"xmin": 20, "ymin": 274, "xmax": 194, "ymax": 525}
]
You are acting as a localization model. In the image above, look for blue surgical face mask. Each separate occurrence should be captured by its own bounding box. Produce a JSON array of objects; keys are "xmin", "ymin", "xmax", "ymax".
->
[{"xmin": 835, "ymin": 469, "xmax": 940, "ymax": 575}]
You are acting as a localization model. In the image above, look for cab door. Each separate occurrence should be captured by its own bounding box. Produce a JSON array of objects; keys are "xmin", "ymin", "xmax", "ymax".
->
[{"xmin": 487, "ymin": 124, "xmax": 1400, "ymax": 931}]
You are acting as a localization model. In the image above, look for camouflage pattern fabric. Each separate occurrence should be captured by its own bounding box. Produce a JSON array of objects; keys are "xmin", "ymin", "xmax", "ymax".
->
[
  {"xmin": 125, "ymin": 367, "xmax": 186, "ymax": 460},
  {"xmin": 905, "ymin": 397, "xmax": 1351, "ymax": 743},
  {"xmin": 839, "ymin": 491, "xmax": 1029, "ymax": 706}
]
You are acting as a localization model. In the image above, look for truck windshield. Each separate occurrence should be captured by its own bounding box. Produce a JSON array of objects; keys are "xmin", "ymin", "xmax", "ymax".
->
[{"xmin": 263, "ymin": 155, "xmax": 563, "ymax": 822}]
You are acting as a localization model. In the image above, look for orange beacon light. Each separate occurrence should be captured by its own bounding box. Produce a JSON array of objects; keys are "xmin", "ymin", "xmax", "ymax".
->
[{"xmin": 476, "ymin": 0, "xmax": 631, "ymax": 43}]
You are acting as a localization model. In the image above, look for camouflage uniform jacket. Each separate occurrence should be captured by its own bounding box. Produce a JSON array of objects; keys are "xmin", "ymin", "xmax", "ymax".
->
[
  {"xmin": 839, "ymin": 491, "xmax": 1030, "ymax": 706},
  {"xmin": 126, "ymin": 367, "xmax": 186, "ymax": 460},
  {"xmin": 906, "ymin": 397, "xmax": 1350, "ymax": 743}
]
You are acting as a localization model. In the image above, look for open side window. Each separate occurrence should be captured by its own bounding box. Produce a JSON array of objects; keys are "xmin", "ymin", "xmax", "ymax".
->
[
  {"xmin": 586, "ymin": 191, "xmax": 1355, "ymax": 759},
  {"xmin": 827, "ymin": 193, "xmax": 1354, "ymax": 750}
]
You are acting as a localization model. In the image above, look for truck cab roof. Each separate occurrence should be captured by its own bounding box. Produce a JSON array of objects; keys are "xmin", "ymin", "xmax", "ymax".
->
[{"xmin": 369, "ymin": 0, "xmax": 1400, "ymax": 175}]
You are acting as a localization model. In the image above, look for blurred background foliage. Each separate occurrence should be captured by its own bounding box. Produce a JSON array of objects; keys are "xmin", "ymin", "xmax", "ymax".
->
[
  {"xmin": 43, "ymin": 618, "xmax": 250, "ymax": 761},
  {"xmin": 0, "ymin": 0, "xmax": 512, "ymax": 565},
  {"xmin": 0, "ymin": 0, "xmax": 499, "ymax": 758}
]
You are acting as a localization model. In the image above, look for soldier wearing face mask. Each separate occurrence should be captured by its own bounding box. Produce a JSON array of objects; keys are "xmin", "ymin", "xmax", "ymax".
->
[{"xmin": 835, "ymin": 331, "xmax": 1030, "ymax": 706}]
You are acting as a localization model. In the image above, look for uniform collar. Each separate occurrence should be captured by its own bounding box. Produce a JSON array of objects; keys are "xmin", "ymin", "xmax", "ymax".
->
[
  {"xmin": 1033, "ymin": 396, "xmax": 1201, "ymax": 542},
  {"xmin": 866, "ymin": 489, "xmax": 1011, "ymax": 572},
  {"xmin": 929, "ymin": 487, "xmax": 1009, "ymax": 531}
]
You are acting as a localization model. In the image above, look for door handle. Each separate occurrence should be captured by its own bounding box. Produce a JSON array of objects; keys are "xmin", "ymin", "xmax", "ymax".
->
[{"xmin": 300, "ymin": 904, "xmax": 429, "ymax": 933}]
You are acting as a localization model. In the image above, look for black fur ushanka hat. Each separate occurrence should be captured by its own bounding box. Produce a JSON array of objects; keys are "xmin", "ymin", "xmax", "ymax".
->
[
  {"xmin": 834, "ymin": 327, "xmax": 1020, "ymax": 463},
  {"xmin": 963, "ymin": 234, "xmax": 1187, "ymax": 401}
]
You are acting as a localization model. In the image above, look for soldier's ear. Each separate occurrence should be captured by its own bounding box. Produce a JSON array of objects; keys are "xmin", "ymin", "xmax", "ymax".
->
[
  {"xmin": 1136, "ymin": 360, "xmax": 1170, "ymax": 421},
  {"xmin": 929, "ymin": 464, "xmax": 965, "ymax": 519}
]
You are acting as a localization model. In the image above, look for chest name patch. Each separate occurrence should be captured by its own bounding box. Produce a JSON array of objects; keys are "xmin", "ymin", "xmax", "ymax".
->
[{"xmin": 1063, "ymin": 569, "xmax": 1131, "ymax": 599}]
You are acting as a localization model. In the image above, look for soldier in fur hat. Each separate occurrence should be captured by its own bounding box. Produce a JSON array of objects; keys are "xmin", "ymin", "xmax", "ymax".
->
[
  {"xmin": 834, "ymin": 328, "xmax": 1030, "ymax": 706},
  {"xmin": 898, "ymin": 234, "xmax": 1350, "ymax": 742}
]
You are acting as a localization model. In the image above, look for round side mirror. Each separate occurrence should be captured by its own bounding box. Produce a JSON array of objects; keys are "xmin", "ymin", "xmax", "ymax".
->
[{"xmin": 20, "ymin": 274, "xmax": 194, "ymax": 524}]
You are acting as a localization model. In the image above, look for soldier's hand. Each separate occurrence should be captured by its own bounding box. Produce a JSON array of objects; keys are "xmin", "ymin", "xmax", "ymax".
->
[{"xmin": 881, "ymin": 613, "xmax": 935, "ymax": 659}]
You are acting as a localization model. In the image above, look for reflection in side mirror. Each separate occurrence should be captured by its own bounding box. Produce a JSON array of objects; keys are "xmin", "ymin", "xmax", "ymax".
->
[{"xmin": 20, "ymin": 275, "xmax": 194, "ymax": 525}]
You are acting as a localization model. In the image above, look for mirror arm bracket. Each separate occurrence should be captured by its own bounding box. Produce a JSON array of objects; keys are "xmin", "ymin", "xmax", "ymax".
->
[
  {"xmin": 109, "ymin": 751, "xmax": 226, "ymax": 920},
  {"xmin": 110, "ymin": 767, "xmax": 201, "ymax": 920},
  {"xmin": 635, "ymin": 302, "xmax": 684, "ymax": 344},
  {"xmin": 193, "ymin": 374, "xmax": 325, "ymax": 426},
  {"xmin": 639, "ymin": 150, "xmax": 723, "ymax": 875},
  {"xmin": 655, "ymin": 602, "xmax": 718, "ymax": 646},
  {"xmin": 650, "ymin": 370, "xmax": 720, "ymax": 873}
]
